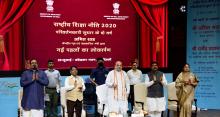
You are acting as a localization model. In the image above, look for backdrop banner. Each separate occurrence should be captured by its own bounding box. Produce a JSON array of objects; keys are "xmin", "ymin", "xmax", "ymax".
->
[{"xmin": 187, "ymin": 0, "xmax": 220, "ymax": 109}]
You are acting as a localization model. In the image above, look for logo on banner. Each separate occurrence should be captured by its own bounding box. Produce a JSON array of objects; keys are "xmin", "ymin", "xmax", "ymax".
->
[
  {"xmin": 46, "ymin": 0, "xmax": 54, "ymax": 12},
  {"xmin": 40, "ymin": 0, "xmax": 61, "ymax": 18},
  {"xmin": 113, "ymin": 2, "xmax": 120, "ymax": 15},
  {"xmin": 103, "ymin": 2, "xmax": 129, "ymax": 20}
]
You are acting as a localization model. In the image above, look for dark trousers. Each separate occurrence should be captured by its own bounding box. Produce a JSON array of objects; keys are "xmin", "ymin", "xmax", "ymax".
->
[
  {"xmin": 95, "ymin": 94, "xmax": 99, "ymax": 116},
  {"xmin": 45, "ymin": 88, "xmax": 59, "ymax": 117},
  {"xmin": 128, "ymin": 85, "xmax": 134, "ymax": 111},
  {"xmin": 67, "ymin": 100, "xmax": 82, "ymax": 117}
]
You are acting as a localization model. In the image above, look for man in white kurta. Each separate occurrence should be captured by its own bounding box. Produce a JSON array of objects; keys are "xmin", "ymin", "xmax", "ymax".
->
[
  {"xmin": 105, "ymin": 61, "xmax": 130, "ymax": 116},
  {"xmin": 145, "ymin": 61, "xmax": 167, "ymax": 117},
  {"xmin": 127, "ymin": 61, "xmax": 143, "ymax": 111}
]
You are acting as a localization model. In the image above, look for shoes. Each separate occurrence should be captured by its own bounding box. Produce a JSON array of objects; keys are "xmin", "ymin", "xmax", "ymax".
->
[{"xmin": 127, "ymin": 110, "xmax": 132, "ymax": 116}]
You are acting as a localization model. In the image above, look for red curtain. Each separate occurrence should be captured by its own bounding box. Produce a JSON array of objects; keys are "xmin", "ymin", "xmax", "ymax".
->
[
  {"xmin": 0, "ymin": 0, "xmax": 33, "ymax": 70},
  {"xmin": 130, "ymin": 0, "xmax": 168, "ymax": 68}
]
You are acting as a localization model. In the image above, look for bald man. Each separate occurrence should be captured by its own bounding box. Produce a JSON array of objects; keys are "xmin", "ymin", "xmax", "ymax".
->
[{"xmin": 20, "ymin": 59, "xmax": 49, "ymax": 117}]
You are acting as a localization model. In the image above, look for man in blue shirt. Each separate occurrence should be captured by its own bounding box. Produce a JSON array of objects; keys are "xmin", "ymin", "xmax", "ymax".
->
[
  {"xmin": 90, "ymin": 58, "xmax": 109, "ymax": 85},
  {"xmin": 90, "ymin": 57, "xmax": 109, "ymax": 116},
  {"xmin": 20, "ymin": 59, "xmax": 49, "ymax": 117}
]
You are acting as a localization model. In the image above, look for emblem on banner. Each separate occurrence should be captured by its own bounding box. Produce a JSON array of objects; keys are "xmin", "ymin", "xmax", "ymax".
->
[
  {"xmin": 104, "ymin": 2, "xmax": 129, "ymax": 20},
  {"xmin": 40, "ymin": 0, "xmax": 61, "ymax": 18},
  {"xmin": 46, "ymin": 0, "xmax": 54, "ymax": 12},
  {"xmin": 113, "ymin": 2, "xmax": 120, "ymax": 15}
]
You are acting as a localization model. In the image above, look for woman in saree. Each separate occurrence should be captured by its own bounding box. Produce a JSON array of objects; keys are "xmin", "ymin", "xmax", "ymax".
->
[{"xmin": 175, "ymin": 63, "xmax": 199, "ymax": 117}]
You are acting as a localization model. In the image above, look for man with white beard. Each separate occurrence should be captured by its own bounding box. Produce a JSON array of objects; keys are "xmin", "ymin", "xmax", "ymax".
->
[{"xmin": 105, "ymin": 61, "xmax": 130, "ymax": 116}]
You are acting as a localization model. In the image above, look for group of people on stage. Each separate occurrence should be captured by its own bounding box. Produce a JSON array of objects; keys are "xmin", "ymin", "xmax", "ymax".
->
[{"xmin": 20, "ymin": 58, "xmax": 199, "ymax": 117}]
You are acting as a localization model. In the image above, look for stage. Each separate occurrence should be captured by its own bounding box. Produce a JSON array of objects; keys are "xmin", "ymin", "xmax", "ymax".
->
[{"xmin": 165, "ymin": 109, "xmax": 220, "ymax": 117}]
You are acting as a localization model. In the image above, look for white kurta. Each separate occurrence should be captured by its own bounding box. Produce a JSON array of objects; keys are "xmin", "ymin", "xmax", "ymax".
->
[
  {"xmin": 145, "ymin": 74, "xmax": 167, "ymax": 112},
  {"xmin": 23, "ymin": 109, "xmax": 43, "ymax": 117},
  {"xmin": 127, "ymin": 69, "xmax": 143, "ymax": 85},
  {"xmin": 105, "ymin": 70, "xmax": 130, "ymax": 116},
  {"xmin": 96, "ymin": 84, "xmax": 108, "ymax": 114}
]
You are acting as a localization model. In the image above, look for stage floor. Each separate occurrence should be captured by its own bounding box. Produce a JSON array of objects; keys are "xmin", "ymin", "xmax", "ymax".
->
[
  {"xmin": 197, "ymin": 109, "xmax": 220, "ymax": 117},
  {"xmin": 164, "ymin": 109, "xmax": 220, "ymax": 117},
  {"xmin": 82, "ymin": 109, "xmax": 220, "ymax": 117}
]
